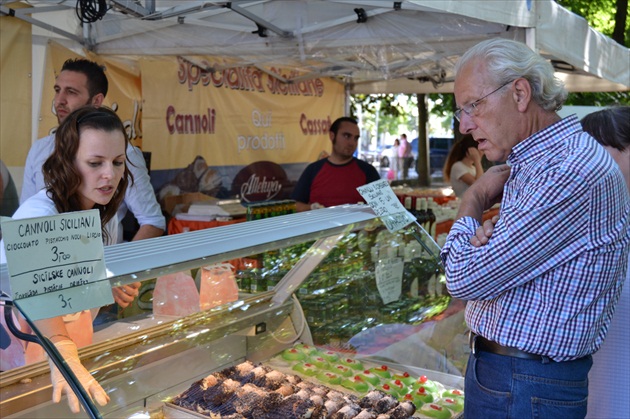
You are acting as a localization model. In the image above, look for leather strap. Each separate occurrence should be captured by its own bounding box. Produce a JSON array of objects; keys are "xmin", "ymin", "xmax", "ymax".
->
[{"xmin": 470, "ymin": 332, "xmax": 544, "ymax": 361}]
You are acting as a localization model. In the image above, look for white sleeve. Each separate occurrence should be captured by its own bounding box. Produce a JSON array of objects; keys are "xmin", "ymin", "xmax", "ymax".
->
[
  {"xmin": 122, "ymin": 145, "xmax": 166, "ymax": 231},
  {"xmin": 450, "ymin": 161, "xmax": 470, "ymax": 181},
  {"xmin": 21, "ymin": 136, "xmax": 54, "ymax": 204}
]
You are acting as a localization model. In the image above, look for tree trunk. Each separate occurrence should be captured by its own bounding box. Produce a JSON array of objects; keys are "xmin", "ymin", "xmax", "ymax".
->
[
  {"xmin": 613, "ymin": 0, "xmax": 628, "ymax": 45},
  {"xmin": 416, "ymin": 94, "xmax": 430, "ymax": 186}
]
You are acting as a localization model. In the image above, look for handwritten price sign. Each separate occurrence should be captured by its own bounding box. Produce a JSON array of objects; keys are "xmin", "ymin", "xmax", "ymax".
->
[
  {"xmin": 357, "ymin": 179, "xmax": 416, "ymax": 232},
  {"xmin": 375, "ymin": 257, "xmax": 404, "ymax": 304},
  {"xmin": 1, "ymin": 210, "xmax": 114, "ymax": 320}
]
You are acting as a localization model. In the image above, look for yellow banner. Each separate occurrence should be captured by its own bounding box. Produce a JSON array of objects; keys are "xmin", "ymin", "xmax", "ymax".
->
[
  {"xmin": 140, "ymin": 56, "xmax": 344, "ymax": 170},
  {"xmin": 38, "ymin": 43, "xmax": 142, "ymax": 147},
  {"xmin": 0, "ymin": 2, "xmax": 31, "ymax": 166}
]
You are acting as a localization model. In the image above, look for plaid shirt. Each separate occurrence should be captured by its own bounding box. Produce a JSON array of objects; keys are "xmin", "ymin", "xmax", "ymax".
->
[{"xmin": 441, "ymin": 115, "xmax": 630, "ymax": 361}]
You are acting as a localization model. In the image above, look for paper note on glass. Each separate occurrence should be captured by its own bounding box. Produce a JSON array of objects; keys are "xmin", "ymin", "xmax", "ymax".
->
[{"xmin": 357, "ymin": 179, "xmax": 416, "ymax": 232}]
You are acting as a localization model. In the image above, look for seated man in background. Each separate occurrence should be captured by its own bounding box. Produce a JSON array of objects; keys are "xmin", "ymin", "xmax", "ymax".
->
[{"xmin": 292, "ymin": 116, "xmax": 380, "ymax": 212}]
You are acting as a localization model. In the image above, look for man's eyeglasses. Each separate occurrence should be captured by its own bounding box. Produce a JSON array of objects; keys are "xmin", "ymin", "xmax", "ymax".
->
[{"xmin": 454, "ymin": 80, "xmax": 513, "ymax": 122}]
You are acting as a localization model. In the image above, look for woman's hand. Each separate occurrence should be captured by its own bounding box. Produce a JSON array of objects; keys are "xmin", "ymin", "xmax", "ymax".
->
[
  {"xmin": 111, "ymin": 282, "xmax": 140, "ymax": 308},
  {"xmin": 48, "ymin": 339, "xmax": 109, "ymax": 413},
  {"xmin": 466, "ymin": 147, "xmax": 482, "ymax": 163}
]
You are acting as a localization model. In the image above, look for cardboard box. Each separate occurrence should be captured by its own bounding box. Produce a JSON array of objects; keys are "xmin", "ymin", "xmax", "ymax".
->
[{"xmin": 163, "ymin": 192, "xmax": 217, "ymax": 217}]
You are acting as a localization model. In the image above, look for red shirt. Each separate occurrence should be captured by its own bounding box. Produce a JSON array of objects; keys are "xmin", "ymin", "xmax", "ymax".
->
[{"xmin": 291, "ymin": 158, "xmax": 380, "ymax": 207}]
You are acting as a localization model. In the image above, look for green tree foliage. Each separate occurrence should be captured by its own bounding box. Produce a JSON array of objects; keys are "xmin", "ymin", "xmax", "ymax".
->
[
  {"xmin": 557, "ymin": 0, "xmax": 629, "ymax": 105},
  {"xmin": 352, "ymin": 1, "xmax": 628, "ymax": 131},
  {"xmin": 556, "ymin": 0, "xmax": 629, "ymax": 46}
]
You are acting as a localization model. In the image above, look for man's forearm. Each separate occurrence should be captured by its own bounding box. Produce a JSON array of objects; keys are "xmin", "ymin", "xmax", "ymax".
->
[
  {"xmin": 295, "ymin": 202, "xmax": 312, "ymax": 212},
  {"xmin": 132, "ymin": 224, "xmax": 165, "ymax": 241},
  {"xmin": 455, "ymin": 188, "xmax": 486, "ymax": 223}
]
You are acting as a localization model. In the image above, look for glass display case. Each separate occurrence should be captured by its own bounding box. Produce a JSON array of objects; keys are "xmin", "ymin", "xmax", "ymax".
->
[{"xmin": 0, "ymin": 204, "xmax": 468, "ymax": 418}]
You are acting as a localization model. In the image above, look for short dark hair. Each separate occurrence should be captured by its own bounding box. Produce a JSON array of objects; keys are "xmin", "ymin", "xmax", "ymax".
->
[
  {"xmin": 581, "ymin": 106, "xmax": 630, "ymax": 152},
  {"xmin": 61, "ymin": 58, "xmax": 108, "ymax": 99},
  {"xmin": 330, "ymin": 117, "xmax": 358, "ymax": 135}
]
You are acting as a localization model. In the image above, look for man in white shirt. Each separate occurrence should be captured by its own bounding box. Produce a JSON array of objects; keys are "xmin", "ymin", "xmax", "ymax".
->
[{"xmin": 22, "ymin": 58, "xmax": 165, "ymax": 242}]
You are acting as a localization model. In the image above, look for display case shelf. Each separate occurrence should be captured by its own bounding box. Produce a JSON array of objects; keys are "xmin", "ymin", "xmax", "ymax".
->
[{"xmin": 1, "ymin": 204, "xmax": 467, "ymax": 418}]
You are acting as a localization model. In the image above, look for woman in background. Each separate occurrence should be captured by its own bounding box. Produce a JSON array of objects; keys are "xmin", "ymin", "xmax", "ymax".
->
[
  {"xmin": 442, "ymin": 135, "xmax": 484, "ymax": 197},
  {"xmin": 390, "ymin": 138, "xmax": 400, "ymax": 180},
  {"xmin": 581, "ymin": 106, "xmax": 629, "ymax": 418},
  {"xmin": 1, "ymin": 105, "xmax": 135, "ymax": 412}
]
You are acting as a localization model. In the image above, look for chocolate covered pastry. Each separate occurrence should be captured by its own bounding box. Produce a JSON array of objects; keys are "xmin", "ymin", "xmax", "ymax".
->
[{"xmin": 169, "ymin": 361, "xmax": 419, "ymax": 418}]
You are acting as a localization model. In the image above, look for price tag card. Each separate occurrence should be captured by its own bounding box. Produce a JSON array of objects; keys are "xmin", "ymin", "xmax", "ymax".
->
[
  {"xmin": 357, "ymin": 179, "xmax": 416, "ymax": 232},
  {"xmin": 1, "ymin": 210, "xmax": 114, "ymax": 321},
  {"xmin": 375, "ymin": 257, "xmax": 404, "ymax": 305}
]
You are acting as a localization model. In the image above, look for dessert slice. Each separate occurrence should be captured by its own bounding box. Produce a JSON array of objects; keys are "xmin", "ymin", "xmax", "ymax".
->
[
  {"xmin": 419, "ymin": 403, "xmax": 453, "ymax": 419},
  {"xmin": 341, "ymin": 375, "xmax": 370, "ymax": 393},
  {"xmin": 292, "ymin": 362, "xmax": 318, "ymax": 376},
  {"xmin": 339, "ymin": 357, "xmax": 364, "ymax": 371},
  {"xmin": 369, "ymin": 365, "xmax": 392, "ymax": 379},
  {"xmin": 281, "ymin": 348, "xmax": 306, "ymax": 362},
  {"xmin": 329, "ymin": 364, "xmax": 354, "ymax": 377}
]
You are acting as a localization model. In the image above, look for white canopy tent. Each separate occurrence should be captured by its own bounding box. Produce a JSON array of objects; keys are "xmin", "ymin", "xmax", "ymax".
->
[{"xmin": 2, "ymin": 0, "xmax": 628, "ymax": 94}]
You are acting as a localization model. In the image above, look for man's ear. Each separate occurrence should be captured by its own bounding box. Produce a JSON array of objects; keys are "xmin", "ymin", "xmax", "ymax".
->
[
  {"xmin": 513, "ymin": 78, "xmax": 531, "ymax": 112},
  {"xmin": 90, "ymin": 93, "xmax": 105, "ymax": 107},
  {"xmin": 329, "ymin": 131, "xmax": 335, "ymax": 142}
]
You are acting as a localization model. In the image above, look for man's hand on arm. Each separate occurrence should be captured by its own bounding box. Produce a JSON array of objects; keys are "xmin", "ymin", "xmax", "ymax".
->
[
  {"xmin": 470, "ymin": 215, "xmax": 499, "ymax": 247},
  {"xmin": 456, "ymin": 164, "xmax": 510, "ymax": 223}
]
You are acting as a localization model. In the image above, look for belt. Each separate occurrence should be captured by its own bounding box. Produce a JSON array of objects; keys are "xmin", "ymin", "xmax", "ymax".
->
[{"xmin": 469, "ymin": 332, "xmax": 544, "ymax": 361}]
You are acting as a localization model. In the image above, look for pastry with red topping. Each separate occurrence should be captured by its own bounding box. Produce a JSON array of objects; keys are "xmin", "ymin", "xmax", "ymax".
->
[
  {"xmin": 321, "ymin": 350, "xmax": 340, "ymax": 363},
  {"xmin": 369, "ymin": 365, "xmax": 392, "ymax": 379},
  {"xmin": 292, "ymin": 362, "xmax": 318, "ymax": 376},
  {"xmin": 341, "ymin": 375, "xmax": 370, "ymax": 393},
  {"xmin": 403, "ymin": 385, "xmax": 434, "ymax": 405},
  {"xmin": 281, "ymin": 348, "xmax": 306, "ymax": 362},
  {"xmin": 356, "ymin": 369, "xmax": 381, "ymax": 386},
  {"xmin": 316, "ymin": 371, "xmax": 342, "ymax": 386},
  {"xmin": 436, "ymin": 396, "xmax": 464, "ymax": 412},
  {"xmin": 339, "ymin": 357, "xmax": 364, "ymax": 371},
  {"xmin": 392, "ymin": 371, "xmax": 415, "ymax": 386},
  {"xmin": 330, "ymin": 364, "xmax": 354, "ymax": 377},
  {"xmin": 411, "ymin": 375, "xmax": 438, "ymax": 393},
  {"xmin": 419, "ymin": 402, "xmax": 453, "ymax": 418},
  {"xmin": 308, "ymin": 355, "xmax": 330, "ymax": 369}
]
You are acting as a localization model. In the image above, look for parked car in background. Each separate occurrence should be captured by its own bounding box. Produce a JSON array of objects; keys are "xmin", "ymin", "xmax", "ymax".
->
[
  {"xmin": 410, "ymin": 137, "xmax": 456, "ymax": 176},
  {"xmin": 359, "ymin": 148, "xmax": 379, "ymax": 164}
]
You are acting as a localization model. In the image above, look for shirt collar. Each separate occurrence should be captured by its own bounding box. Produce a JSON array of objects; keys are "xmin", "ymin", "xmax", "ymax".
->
[{"xmin": 507, "ymin": 114, "xmax": 582, "ymax": 167}]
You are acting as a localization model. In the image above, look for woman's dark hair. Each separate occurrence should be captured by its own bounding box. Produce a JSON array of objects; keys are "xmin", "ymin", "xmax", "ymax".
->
[
  {"xmin": 42, "ymin": 105, "xmax": 133, "ymax": 243},
  {"xmin": 443, "ymin": 135, "xmax": 478, "ymax": 183},
  {"xmin": 581, "ymin": 106, "xmax": 630, "ymax": 152}
]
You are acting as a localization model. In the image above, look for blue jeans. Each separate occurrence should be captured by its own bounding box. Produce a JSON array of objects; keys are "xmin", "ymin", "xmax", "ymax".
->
[{"xmin": 465, "ymin": 350, "xmax": 592, "ymax": 418}]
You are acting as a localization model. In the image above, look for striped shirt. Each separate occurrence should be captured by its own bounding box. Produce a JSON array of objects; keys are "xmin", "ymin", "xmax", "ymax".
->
[{"xmin": 441, "ymin": 115, "xmax": 630, "ymax": 362}]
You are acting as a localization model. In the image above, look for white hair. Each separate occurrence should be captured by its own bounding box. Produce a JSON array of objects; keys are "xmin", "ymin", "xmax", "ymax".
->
[{"xmin": 455, "ymin": 38, "xmax": 567, "ymax": 111}]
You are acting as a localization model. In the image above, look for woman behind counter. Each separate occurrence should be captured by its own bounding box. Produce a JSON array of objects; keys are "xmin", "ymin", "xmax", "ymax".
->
[
  {"xmin": 442, "ymin": 135, "xmax": 484, "ymax": 197},
  {"xmin": 0, "ymin": 105, "xmax": 135, "ymax": 412}
]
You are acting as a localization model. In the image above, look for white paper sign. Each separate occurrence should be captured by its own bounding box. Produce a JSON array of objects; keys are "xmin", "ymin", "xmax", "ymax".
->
[
  {"xmin": 357, "ymin": 179, "xmax": 416, "ymax": 232},
  {"xmin": 375, "ymin": 257, "xmax": 404, "ymax": 305},
  {"xmin": 1, "ymin": 210, "xmax": 114, "ymax": 320}
]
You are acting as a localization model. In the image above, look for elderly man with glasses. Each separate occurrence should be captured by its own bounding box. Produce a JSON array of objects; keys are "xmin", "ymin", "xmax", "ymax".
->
[{"xmin": 440, "ymin": 38, "xmax": 629, "ymax": 419}]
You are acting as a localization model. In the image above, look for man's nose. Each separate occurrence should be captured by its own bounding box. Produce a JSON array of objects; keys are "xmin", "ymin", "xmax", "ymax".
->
[
  {"xmin": 54, "ymin": 91, "xmax": 66, "ymax": 105},
  {"xmin": 458, "ymin": 113, "xmax": 477, "ymax": 134}
]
